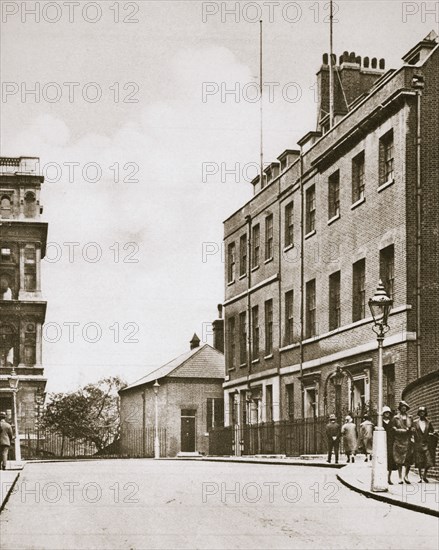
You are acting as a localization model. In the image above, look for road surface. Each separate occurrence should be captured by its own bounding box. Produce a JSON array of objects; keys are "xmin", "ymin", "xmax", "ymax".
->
[{"xmin": 0, "ymin": 459, "xmax": 437, "ymax": 549}]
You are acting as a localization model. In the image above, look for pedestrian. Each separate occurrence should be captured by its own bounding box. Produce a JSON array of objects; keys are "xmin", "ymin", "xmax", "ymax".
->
[
  {"xmin": 325, "ymin": 414, "xmax": 340, "ymax": 464},
  {"xmin": 392, "ymin": 400, "xmax": 413, "ymax": 484},
  {"xmin": 0, "ymin": 411, "xmax": 13, "ymax": 471},
  {"xmin": 413, "ymin": 406, "xmax": 438, "ymax": 483},
  {"xmin": 358, "ymin": 414, "xmax": 374, "ymax": 462},
  {"xmin": 341, "ymin": 415, "xmax": 357, "ymax": 463},
  {"xmin": 382, "ymin": 406, "xmax": 397, "ymax": 484}
]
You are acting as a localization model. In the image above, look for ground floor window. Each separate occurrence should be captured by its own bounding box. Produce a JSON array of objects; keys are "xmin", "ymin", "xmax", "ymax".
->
[{"xmin": 303, "ymin": 387, "xmax": 317, "ymax": 418}]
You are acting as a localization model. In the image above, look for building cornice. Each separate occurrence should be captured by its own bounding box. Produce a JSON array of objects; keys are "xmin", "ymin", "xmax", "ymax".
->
[
  {"xmin": 224, "ymin": 273, "xmax": 279, "ymax": 307},
  {"xmin": 279, "ymin": 305, "xmax": 412, "ymax": 352},
  {"xmin": 223, "ymin": 367, "xmax": 278, "ymax": 389},
  {"xmin": 280, "ymin": 331, "xmax": 417, "ymax": 376}
]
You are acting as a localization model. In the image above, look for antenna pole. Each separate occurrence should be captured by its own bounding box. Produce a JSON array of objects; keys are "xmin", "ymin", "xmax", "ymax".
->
[
  {"xmin": 260, "ymin": 19, "xmax": 264, "ymax": 186},
  {"xmin": 329, "ymin": 0, "xmax": 334, "ymax": 129}
]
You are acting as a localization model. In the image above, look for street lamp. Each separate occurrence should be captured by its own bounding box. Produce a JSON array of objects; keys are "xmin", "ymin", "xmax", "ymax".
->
[
  {"xmin": 153, "ymin": 380, "xmax": 160, "ymax": 459},
  {"xmin": 8, "ymin": 367, "xmax": 21, "ymax": 462},
  {"xmin": 333, "ymin": 367, "xmax": 344, "ymax": 423},
  {"xmin": 368, "ymin": 280, "xmax": 392, "ymax": 492}
]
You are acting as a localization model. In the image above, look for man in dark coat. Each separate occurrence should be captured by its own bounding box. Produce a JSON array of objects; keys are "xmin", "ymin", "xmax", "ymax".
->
[
  {"xmin": 0, "ymin": 411, "xmax": 13, "ymax": 470},
  {"xmin": 325, "ymin": 414, "xmax": 340, "ymax": 464}
]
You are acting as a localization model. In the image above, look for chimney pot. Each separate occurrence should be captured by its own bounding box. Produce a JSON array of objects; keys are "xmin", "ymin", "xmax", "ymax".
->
[
  {"xmin": 356, "ymin": 56, "xmax": 361, "ymax": 65},
  {"xmin": 339, "ymin": 55, "xmax": 343, "ymax": 65},
  {"xmin": 371, "ymin": 57, "xmax": 377, "ymax": 69},
  {"xmin": 343, "ymin": 51, "xmax": 349, "ymax": 62},
  {"xmin": 349, "ymin": 52, "xmax": 356, "ymax": 62},
  {"xmin": 363, "ymin": 56, "xmax": 370, "ymax": 68},
  {"xmin": 379, "ymin": 58, "xmax": 385, "ymax": 70},
  {"xmin": 217, "ymin": 304, "xmax": 223, "ymax": 319},
  {"xmin": 323, "ymin": 53, "xmax": 328, "ymax": 65}
]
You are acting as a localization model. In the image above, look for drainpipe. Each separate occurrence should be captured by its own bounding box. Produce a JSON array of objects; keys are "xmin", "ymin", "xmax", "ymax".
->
[
  {"xmin": 277, "ymin": 178, "xmax": 282, "ymax": 420},
  {"xmin": 299, "ymin": 147, "xmax": 305, "ymax": 418},
  {"xmin": 142, "ymin": 389, "xmax": 146, "ymax": 457},
  {"xmin": 245, "ymin": 214, "xmax": 252, "ymax": 420},
  {"xmin": 415, "ymin": 86, "xmax": 423, "ymax": 379}
]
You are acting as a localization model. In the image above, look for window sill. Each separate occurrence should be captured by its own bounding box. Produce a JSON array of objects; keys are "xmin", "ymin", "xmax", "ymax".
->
[
  {"xmin": 251, "ymin": 359, "xmax": 260, "ymax": 364},
  {"xmin": 227, "ymin": 367, "xmax": 236, "ymax": 372},
  {"xmin": 264, "ymin": 257, "xmax": 273, "ymax": 265},
  {"xmin": 227, "ymin": 279, "xmax": 235, "ymax": 286},
  {"xmin": 305, "ymin": 230, "xmax": 316, "ymax": 240},
  {"xmin": 264, "ymin": 354, "xmax": 274, "ymax": 360},
  {"xmin": 251, "ymin": 265, "xmax": 260, "ymax": 272},
  {"xmin": 283, "ymin": 244, "xmax": 294, "ymax": 253},
  {"xmin": 327, "ymin": 213, "xmax": 340, "ymax": 226},
  {"xmin": 378, "ymin": 179, "xmax": 394, "ymax": 193},
  {"xmin": 239, "ymin": 363, "xmax": 247, "ymax": 369},
  {"xmin": 239, "ymin": 273, "xmax": 246, "ymax": 280},
  {"xmin": 351, "ymin": 196, "xmax": 365, "ymax": 210}
]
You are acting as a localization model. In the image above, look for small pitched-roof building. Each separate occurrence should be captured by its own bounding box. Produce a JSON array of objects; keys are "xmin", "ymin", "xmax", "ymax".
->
[{"xmin": 119, "ymin": 321, "xmax": 225, "ymax": 457}]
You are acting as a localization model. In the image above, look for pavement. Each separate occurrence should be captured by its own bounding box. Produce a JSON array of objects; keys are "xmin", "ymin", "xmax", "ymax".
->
[
  {"xmin": 337, "ymin": 459, "xmax": 439, "ymax": 517},
  {"xmin": 194, "ymin": 453, "xmax": 439, "ymax": 517}
]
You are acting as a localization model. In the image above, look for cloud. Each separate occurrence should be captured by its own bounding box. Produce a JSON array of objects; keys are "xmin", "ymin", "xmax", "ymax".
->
[{"xmin": 5, "ymin": 45, "xmax": 267, "ymax": 391}]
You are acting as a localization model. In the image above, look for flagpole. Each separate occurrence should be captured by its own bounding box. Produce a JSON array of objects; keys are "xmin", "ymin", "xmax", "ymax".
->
[
  {"xmin": 259, "ymin": 19, "xmax": 264, "ymax": 186},
  {"xmin": 329, "ymin": 0, "xmax": 334, "ymax": 128}
]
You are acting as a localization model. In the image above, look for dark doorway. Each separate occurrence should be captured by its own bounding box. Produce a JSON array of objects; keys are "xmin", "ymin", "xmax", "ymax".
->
[{"xmin": 181, "ymin": 410, "xmax": 196, "ymax": 452}]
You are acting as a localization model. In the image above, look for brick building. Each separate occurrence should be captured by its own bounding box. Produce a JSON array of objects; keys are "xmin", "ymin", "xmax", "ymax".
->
[
  {"xmin": 0, "ymin": 157, "xmax": 47, "ymax": 445},
  {"xmin": 222, "ymin": 31, "xmax": 439, "ymax": 450},
  {"xmin": 119, "ymin": 325, "xmax": 225, "ymax": 457}
]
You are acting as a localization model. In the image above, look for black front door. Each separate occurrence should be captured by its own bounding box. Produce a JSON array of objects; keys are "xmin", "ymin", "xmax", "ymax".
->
[{"xmin": 181, "ymin": 411, "xmax": 196, "ymax": 452}]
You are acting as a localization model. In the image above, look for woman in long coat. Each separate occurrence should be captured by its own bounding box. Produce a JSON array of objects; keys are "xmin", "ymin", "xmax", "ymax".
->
[
  {"xmin": 392, "ymin": 400, "xmax": 413, "ymax": 484},
  {"xmin": 358, "ymin": 414, "xmax": 374, "ymax": 462},
  {"xmin": 382, "ymin": 406, "xmax": 397, "ymax": 484},
  {"xmin": 413, "ymin": 406, "xmax": 438, "ymax": 483},
  {"xmin": 341, "ymin": 415, "xmax": 358, "ymax": 463}
]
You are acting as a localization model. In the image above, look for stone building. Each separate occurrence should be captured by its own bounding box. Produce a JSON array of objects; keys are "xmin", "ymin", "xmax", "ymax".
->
[
  {"xmin": 119, "ymin": 321, "xmax": 225, "ymax": 457},
  {"xmin": 0, "ymin": 156, "xmax": 47, "ymax": 442},
  {"xmin": 222, "ymin": 31, "xmax": 439, "ymax": 440}
]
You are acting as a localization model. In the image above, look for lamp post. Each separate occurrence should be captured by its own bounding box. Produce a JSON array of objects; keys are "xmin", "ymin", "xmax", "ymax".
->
[
  {"xmin": 368, "ymin": 280, "xmax": 392, "ymax": 492},
  {"xmin": 8, "ymin": 367, "xmax": 21, "ymax": 462},
  {"xmin": 333, "ymin": 367, "xmax": 344, "ymax": 423},
  {"xmin": 153, "ymin": 380, "xmax": 160, "ymax": 459}
]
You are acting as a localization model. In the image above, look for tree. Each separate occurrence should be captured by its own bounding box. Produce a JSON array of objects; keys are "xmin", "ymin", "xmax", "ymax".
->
[{"xmin": 41, "ymin": 376, "xmax": 126, "ymax": 452}]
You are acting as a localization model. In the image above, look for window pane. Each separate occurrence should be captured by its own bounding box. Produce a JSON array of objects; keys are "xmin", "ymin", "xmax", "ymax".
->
[{"xmin": 265, "ymin": 215, "xmax": 273, "ymax": 260}]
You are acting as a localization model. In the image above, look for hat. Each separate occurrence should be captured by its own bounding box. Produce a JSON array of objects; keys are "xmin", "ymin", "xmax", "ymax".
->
[
  {"xmin": 329, "ymin": 414, "xmax": 336, "ymax": 420},
  {"xmin": 0, "ymin": 412, "xmax": 6, "ymax": 419},
  {"xmin": 382, "ymin": 406, "xmax": 392, "ymax": 414},
  {"xmin": 398, "ymin": 400, "xmax": 410, "ymax": 411},
  {"xmin": 345, "ymin": 415, "xmax": 352, "ymax": 422},
  {"xmin": 417, "ymin": 406, "xmax": 427, "ymax": 415}
]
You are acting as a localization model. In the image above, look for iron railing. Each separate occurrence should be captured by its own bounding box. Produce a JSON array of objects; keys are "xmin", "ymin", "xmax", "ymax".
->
[
  {"xmin": 209, "ymin": 415, "xmax": 374, "ymax": 457},
  {"xmin": 20, "ymin": 427, "xmax": 167, "ymax": 459}
]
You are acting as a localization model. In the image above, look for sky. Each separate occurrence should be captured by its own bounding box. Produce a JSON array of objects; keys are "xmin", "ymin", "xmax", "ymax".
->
[{"xmin": 0, "ymin": 0, "xmax": 437, "ymax": 393}]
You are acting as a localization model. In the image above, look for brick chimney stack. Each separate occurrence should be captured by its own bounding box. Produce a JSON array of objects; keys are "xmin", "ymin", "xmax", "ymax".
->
[
  {"xmin": 212, "ymin": 304, "xmax": 224, "ymax": 354},
  {"xmin": 317, "ymin": 51, "xmax": 387, "ymax": 132}
]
